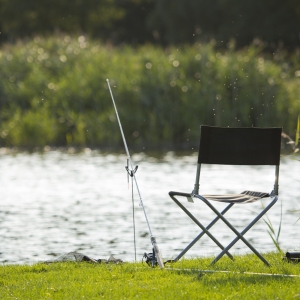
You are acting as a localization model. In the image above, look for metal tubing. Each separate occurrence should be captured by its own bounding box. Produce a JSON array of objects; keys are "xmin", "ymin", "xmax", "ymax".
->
[
  {"xmin": 200, "ymin": 195, "xmax": 278, "ymax": 266},
  {"xmin": 170, "ymin": 194, "xmax": 234, "ymax": 260},
  {"xmin": 193, "ymin": 164, "xmax": 201, "ymax": 195},
  {"xmin": 173, "ymin": 200, "xmax": 234, "ymax": 262},
  {"xmin": 274, "ymin": 165, "xmax": 279, "ymax": 195}
]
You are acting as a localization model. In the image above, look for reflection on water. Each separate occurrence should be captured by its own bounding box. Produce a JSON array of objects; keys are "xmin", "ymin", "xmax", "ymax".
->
[{"xmin": 0, "ymin": 149, "xmax": 299, "ymax": 264}]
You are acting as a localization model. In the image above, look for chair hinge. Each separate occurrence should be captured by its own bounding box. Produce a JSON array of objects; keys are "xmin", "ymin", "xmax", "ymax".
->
[
  {"xmin": 270, "ymin": 189, "xmax": 278, "ymax": 197},
  {"xmin": 187, "ymin": 186, "xmax": 198, "ymax": 203},
  {"xmin": 187, "ymin": 193, "xmax": 194, "ymax": 202}
]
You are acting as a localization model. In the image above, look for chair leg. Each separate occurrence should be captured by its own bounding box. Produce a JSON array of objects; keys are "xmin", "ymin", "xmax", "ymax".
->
[
  {"xmin": 196, "ymin": 195, "xmax": 278, "ymax": 266},
  {"xmin": 173, "ymin": 202, "xmax": 234, "ymax": 262},
  {"xmin": 170, "ymin": 194, "xmax": 234, "ymax": 260}
]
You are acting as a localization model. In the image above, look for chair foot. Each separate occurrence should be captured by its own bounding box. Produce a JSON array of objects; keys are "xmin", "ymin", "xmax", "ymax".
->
[{"xmin": 164, "ymin": 259, "xmax": 176, "ymax": 265}]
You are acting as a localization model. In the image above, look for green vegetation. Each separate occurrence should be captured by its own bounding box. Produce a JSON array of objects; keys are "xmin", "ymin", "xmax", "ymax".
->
[
  {"xmin": 264, "ymin": 205, "xmax": 283, "ymax": 254},
  {"xmin": 1, "ymin": 253, "xmax": 300, "ymax": 299},
  {"xmin": 1, "ymin": 0, "xmax": 300, "ymax": 49},
  {"xmin": 0, "ymin": 36, "xmax": 299, "ymax": 149},
  {"xmin": 296, "ymin": 115, "xmax": 300, "ymax": 148}
]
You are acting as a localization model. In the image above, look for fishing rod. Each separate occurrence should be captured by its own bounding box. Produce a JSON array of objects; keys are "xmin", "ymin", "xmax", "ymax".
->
[{"xmin": 106, "ymin": 79, "xmax": 164, "ymax": 269}]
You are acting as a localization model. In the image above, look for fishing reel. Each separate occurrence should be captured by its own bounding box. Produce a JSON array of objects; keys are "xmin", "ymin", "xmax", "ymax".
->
[{"xmin": 143, "ymin": 249, "xmax": 158, "ymax": 268}]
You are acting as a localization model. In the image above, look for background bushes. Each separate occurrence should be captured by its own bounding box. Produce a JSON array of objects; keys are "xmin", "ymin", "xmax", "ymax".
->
[{"xmin": 0, "ymin": 36, "xmax": 299, "ymax": 149}]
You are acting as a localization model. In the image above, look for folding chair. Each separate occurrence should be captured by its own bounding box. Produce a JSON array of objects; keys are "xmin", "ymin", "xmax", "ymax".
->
[{"xmin": 169, "ymin": 125, "xmax": 282, "ymax": 266}]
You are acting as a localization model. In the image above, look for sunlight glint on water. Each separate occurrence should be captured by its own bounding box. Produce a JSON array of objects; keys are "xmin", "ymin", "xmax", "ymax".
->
[{"xmin": 0, "ymin": 151, "xmax": 299, "ymax": 264}]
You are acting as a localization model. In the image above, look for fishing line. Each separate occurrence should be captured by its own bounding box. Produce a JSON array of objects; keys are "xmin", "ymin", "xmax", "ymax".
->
[
  {"xmin": 126, "ymin": 158, "xmax": 137, "ymax": 261},
  {"xmin": 128, "ymin": 160, "xmax": 137, "ymax": 262},
  {"xmin": 106, "ymin": 79, "xmax": 164, "ymax": 268},
  {"xmin": 131, "ymin": 178, "xmax": 137, "ymax": 262},
  {"xmin": 165, "ymin": 267, "xmax": 300, "ymax": 278}
]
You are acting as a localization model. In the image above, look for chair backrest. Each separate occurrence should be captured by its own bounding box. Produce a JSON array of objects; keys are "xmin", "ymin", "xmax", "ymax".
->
[{"xmin": 198, "ymin": 126, "xmax": 282, "ymax": 166}]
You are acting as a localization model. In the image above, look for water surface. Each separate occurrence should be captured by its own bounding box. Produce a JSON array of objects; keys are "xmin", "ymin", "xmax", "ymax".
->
[{"xmin": 0, "ymin": 149, "xmax": 299, "ymax": 264}]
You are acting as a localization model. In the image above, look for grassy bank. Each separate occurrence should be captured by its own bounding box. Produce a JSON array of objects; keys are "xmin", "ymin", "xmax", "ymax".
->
[
  {"xmin": 0, "ymin": 36, "xmax": 299, "ymax": 149},
  {"xmin": 1, "ymin": 253, "xmax": 300, "ymax": 299}
]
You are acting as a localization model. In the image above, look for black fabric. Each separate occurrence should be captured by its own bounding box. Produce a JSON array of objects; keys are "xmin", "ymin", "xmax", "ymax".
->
[
  {"xmin": 241, "ymin": 190, "xmax": 269, "ymax": 198},
  {"xmin": 198, "ymin": 126, "xmax": 282, "ymax": 165}
]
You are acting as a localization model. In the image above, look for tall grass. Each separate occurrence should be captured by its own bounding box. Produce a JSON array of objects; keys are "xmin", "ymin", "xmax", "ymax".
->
[
  {"xmin": 296, "ymin": 115, "xmax": 300, "ymax": 150},
  {"xmin": 263, "ymin": 201, "xmax": 283, "ymax": 253},
  {"xmin": 0, "ymin": 36, "xmax": 299, "ymax": 149}
]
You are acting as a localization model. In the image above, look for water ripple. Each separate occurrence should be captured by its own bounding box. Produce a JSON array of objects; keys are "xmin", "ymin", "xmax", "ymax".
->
[{"xmin": 0, "ymin": 151, "xmax": 299, "ymax": 264}]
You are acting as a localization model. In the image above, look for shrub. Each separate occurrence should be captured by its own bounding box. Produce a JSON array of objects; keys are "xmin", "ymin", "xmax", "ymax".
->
[{"xmin": 0, "ymin": 36, "xmax": 299, "ymax": 149}]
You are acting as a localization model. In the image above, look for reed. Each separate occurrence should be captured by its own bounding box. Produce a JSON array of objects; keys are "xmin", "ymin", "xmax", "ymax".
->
[{"xmin": 263, "ymin": 201, "xmax": 283, "ymax": 253}]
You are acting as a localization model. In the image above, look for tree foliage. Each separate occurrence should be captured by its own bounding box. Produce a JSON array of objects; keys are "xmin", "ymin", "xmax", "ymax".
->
[
  {"xmin": 0, "ymin": 0, "xmax": 124, "ymax": 40},
  {"xmin": 147, "ymin": 0, "xmax": 300, "ymax": 49},
  {"xmin": 0, "ymin": 0, "xmax": 299, "ymax": 49}
]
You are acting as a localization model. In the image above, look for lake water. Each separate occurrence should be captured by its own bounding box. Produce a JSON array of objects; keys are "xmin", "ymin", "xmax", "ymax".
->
[{"xmin": 0, "ymin": 149, "xmax": 299, "ymax": 264}]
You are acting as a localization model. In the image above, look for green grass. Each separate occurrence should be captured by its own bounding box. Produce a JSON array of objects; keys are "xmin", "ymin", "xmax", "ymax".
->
[{"xmin": 1, "ymin": 252, "xmax": 300, "ymax": 299}]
